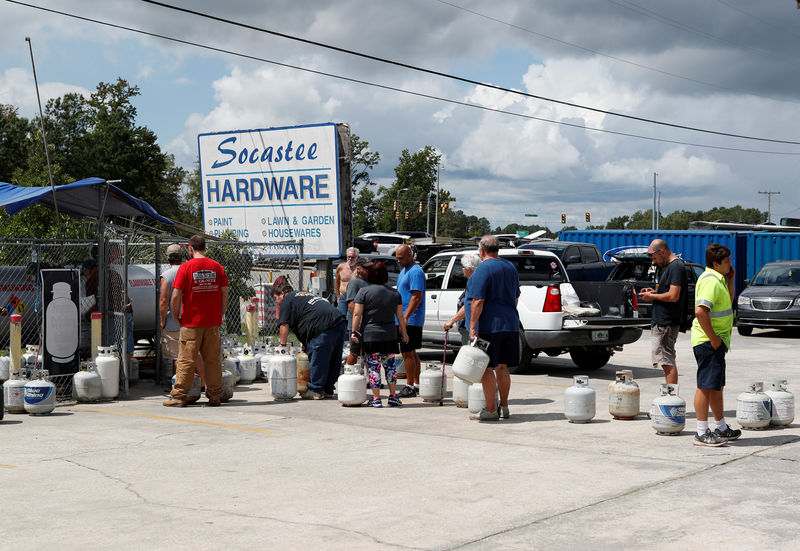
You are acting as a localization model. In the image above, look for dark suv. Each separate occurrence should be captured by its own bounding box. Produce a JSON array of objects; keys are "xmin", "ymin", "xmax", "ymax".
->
[{"xmin": 736, "ymin": 260, "xmax": 800, "ymax": 336}]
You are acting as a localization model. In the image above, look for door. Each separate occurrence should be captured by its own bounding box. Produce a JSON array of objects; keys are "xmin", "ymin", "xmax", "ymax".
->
[{"xmin": 422, "ymin": 256, "xmax": 453, "ymax": 338}]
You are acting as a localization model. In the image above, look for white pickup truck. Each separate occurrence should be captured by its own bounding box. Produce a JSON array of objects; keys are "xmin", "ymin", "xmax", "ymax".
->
[{"xmin": 420, "ymin": 248, "xmax": 645, "ymax": 372}]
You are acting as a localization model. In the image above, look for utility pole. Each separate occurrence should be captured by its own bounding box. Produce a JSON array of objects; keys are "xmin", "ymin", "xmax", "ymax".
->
[
  {"xmin": 652, "ymin": 172, "xmax": 657, "ymax": 230},
  {"xmin": 434, "ymin": 163, "xmax": 440, "ymax": 240},
  {"xmin": 759, "ymin": 191, "xmax": 780, "ymax": 224}
]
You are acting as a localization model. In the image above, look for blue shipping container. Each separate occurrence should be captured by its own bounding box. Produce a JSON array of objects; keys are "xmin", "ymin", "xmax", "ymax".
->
[
  {"xmin": 746, "ymin": 233, "xmax": 800, "ymax": 279},
  {"xmin": 561, "ymin": 230, "xmax": 747, "ymax": 293}
]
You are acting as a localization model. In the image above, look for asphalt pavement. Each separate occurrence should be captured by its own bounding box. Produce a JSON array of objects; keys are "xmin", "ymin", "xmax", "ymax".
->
[{"xmin": 2, "ymin": 328, "xmax": 799, "ymax": 550}]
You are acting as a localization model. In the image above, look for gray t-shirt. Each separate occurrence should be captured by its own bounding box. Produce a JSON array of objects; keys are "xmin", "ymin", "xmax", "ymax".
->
[
  {"xmin": 355, "ymin": 284, "xmax": 401, "ymax": 342},
  {"xmin": 345, "ymin": 277, "xmax": 370, "ymax": 329},
  {"xmin": 161, "ymin": 264, "xmax": 181, "ymax": 331}
]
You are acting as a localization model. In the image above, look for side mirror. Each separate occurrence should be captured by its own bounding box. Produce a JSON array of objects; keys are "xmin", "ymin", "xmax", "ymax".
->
[
  {"xmin": 743, "ymin": 279, "xmax": 750, "ymax": 287},
  {"xmin": 563, "ymin": 253, "xmax": 581, "ymax": 264}
]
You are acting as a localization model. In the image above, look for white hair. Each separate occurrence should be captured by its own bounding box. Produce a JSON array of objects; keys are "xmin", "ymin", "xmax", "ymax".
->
[
  {"xmin": 462, "ymin": 252, "xmax": 482, "ymax": 270},
  {"xmin": 346, "ymin": 247, "xmax": 359, "ymax": 256}
]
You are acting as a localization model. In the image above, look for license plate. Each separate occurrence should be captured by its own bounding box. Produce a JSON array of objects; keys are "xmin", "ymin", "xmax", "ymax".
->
[{"xmin": 591, "ymin": 330, "xmax": 609, "ymax": 342}]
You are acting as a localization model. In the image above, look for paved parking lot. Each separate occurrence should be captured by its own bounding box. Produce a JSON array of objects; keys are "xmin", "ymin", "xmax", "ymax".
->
[{"xmin": 2, "ymin": 328, "xmax": 799, "ymax": 550}]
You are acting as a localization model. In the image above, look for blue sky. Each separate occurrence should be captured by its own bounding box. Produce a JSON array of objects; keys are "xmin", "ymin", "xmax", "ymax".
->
[{"xmin": 3, "ymin": 0, "xmax": 800, "ymax": 230}]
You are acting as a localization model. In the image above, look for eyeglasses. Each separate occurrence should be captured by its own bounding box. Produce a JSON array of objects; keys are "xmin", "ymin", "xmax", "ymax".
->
[{"xmin": 647, "ymin": 250, "xmax": 662, "ymax": 258}]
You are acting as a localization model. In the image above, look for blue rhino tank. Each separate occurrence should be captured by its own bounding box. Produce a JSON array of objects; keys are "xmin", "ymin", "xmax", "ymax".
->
[
  {"xmin": 24, "ymin": 371, "xmax": 56, "ymax": 415},
  {"xmin": 736, "ymin": 381, "xmax": 772, "ymax": 430},
  {"xmin": 765, "ymin": 380, "xmax": 794, "ymax": 427},
  {"xmin": 650, "ymin": 384, "xmax": 685, "ymax": 435},
  {"xmin": 564, "ymin": 375, "xmax": 596, "ymax": 423}
]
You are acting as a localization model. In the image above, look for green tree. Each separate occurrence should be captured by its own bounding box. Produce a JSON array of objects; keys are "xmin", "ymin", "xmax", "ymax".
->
[
  {"xmin": 350, "ymin": 134, "xmax": 381, "ymax": 235},
  {"xmin": 206, "ymin": 230, "xmax": 254, "ymax": 335},
  {"xmin": 376, "ymin": 146, "xmax": 443, "ymax": 233},
  {"xmin": 0, "ymin": 104, "xmax": 33, "ymax": 183}
]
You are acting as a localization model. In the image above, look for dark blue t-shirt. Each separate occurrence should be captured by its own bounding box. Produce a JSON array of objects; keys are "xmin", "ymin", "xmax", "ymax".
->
[{"xmin": 465, "ymin": 257, "xmax": 520, "ymax": 333}]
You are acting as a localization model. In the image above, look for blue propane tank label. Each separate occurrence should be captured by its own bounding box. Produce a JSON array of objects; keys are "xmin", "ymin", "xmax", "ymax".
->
[
  {"xmin": 658, "ymin": 404, "xmax": 686, "ymax": 424},
  {"xmin": 24, "ymin": 386, "xmax": 53, "ymax": 404}
]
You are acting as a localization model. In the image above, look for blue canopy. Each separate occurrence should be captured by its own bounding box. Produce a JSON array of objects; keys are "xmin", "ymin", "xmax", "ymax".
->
[{"xmin": 0, "ymin": 177, "xmax": 174, "ymax": 225}]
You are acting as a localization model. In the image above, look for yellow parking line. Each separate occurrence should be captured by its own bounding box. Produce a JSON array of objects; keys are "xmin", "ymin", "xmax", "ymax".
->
[
  {"xmin": 75, "ymin": 407, "xmax": 275, "ymax": 434},
  {"xmin": 0, "ymin": 463, "xmax": 19, "ymax": 469}
]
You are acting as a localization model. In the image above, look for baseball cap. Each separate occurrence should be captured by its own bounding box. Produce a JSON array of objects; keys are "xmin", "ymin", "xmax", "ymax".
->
[
  {"xmin": 81, "ymin": 258, "xmax": 97, "ymax": 271},
  {"xmin": 166, "ymin": 244, "xmax": 183, "ymax": 257}
]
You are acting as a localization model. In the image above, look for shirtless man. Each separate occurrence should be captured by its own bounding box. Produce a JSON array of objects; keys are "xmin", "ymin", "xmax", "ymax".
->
[{"xmin": 335, "ymin": 247, "xmax": 359, "ymax": 320}]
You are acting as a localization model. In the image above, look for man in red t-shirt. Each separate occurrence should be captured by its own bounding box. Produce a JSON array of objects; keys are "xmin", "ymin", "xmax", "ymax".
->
[{"xmin": 164, "ymin": 235, "xmax": 229, "ymax": 407}]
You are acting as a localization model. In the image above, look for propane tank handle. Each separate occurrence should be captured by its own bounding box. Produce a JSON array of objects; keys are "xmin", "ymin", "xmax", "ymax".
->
[{"xmin": 470, "ymin": 337, "xmax": 490, "ymax": 352}]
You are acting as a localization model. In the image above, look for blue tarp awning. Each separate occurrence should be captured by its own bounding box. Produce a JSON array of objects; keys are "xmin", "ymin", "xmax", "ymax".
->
[{"xmin": 0, "ymin": 177, "xmax": 174, "ymax": 226}]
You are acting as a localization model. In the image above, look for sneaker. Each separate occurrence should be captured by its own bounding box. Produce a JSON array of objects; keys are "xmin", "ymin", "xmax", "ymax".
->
[
  {"xmin": 499, "ymin": 405, "xmax": 510, "ymax": 419},
  {"xmin": 366, "ymin": 397, "xmax": 382, "ymax": 408},
  {"xmin": 388, "ymin": 394, "xmax": 402, "ymax": 407},
  {"xmin": 162, "ymin": 397, "xmax": 188, "ymax": 407},
  {"xmin": 397, "ymin": 385, "xmax": 417, "ymax": 398},
  {"xmin": 693, "ymin": 429, "xmax": 727, "ymax": 447},
  {"xmin": 470, "ymin": 407, "xmax": 500, "ymax": 421},
  {"xmin": 300, "ymin": 389, "xmax": 323, "ymax": 400},
  {"xmin": 714, "ymin": 427, "xmax": 742, "ymax": 441}
]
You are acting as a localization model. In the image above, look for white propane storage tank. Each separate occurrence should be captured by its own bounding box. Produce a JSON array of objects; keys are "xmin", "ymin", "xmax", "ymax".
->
[
  {"xmin": 171, "ymin": 374, "xmax": 202, "ymax": 403},
  {"xmin": 608, "ymin": 370, "xmax": 640, "ymax": 420},
  {"xmin": 73, "ymin": 362, "xmax": 103, "ymax": 403},
  {"xmin": 452, "ymin": 338, "xmax": 489, "ymax": 384},
  {"xmin": 269, "ymin": 346, "xmax": 297, "ymax": 400},
  {"xmin": 419, "ymin": 363, "xmax": 447, "ymax": 403},
  {"xmin": 24, "ymin": 370, "xmax": 56, "ymax": 415},
  {"xmin": 650, "ymin": 384, "xmax": 686, "ymax": 435},
  {"xmin": 452, "ymin": 376, "xmax": 470, "ymax": 408},
  {"xmin": 3, "ymin": 370, "xmax": 27, "ymax": 413},
  {"xmin": 737, "ymin": 381, "xmax": 772, "ymax": 430},
  {"xmin": 221, "ymin": 369, "xmax": 235, "ymax": 402},
  {"xmin": 238, "ymin": 351, "xmax": 257, "ymax": 384},
  {"xmin": 765, "ymin": 380, "xmax": 794, "ymax": 427},
  {"xmin": 467, "ymin": 382, "xmax": 500, "ymax": 414},
  {"xmin": 0, "ymin": 355, "xmax": 9, "ymax": 383},
  {"xmin": 564, "ymin": 375, "xmax": 596, "ymax": 423},
  {"xmin": 337, "ymin": 364, "xmax": 367, "ymax": 406},
  {"xmin": 95, "ymin": 346, "xmax": 120, "ymax": 400}
]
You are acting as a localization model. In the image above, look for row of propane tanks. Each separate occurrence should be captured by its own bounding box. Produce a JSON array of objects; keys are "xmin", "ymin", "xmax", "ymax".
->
[
  {"xmin": 564, "ymin": 371, "xmax": 795, "ymax": 434},
  {"xmin": 1, "ymin": 346, "xmax": 122, "ymax": 417}
]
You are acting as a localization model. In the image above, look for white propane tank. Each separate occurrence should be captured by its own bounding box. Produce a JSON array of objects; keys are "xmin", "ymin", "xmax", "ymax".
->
[
  {"xmin": 3, "ymin": 371, "xmax": 27, "ymax": 413},
  {"xmin": 296, "ymin": 351, "xmax": 310, "ymax": 394},
  {"xmin": 650, "ymin": 384, "xmax": 686, "ymax": 435},
  {"xmin": 221, "ymin": 369, "xmax": 235, "ymax": 402},
  {"xmin": 337, "ymin": 364, "xmax": 367, "ymax": 406},
  {"xmin": 452, "ymin": 376, "xmax": 470, "ymax": 408},
  {"xmin": 251, "ymin": 344, "xmax": 266, "ymax": 380},
  {"xmin": 737, "ymin": 381, "xmax": 772, "ymax": 430},
  {"xmin": 72, "ymin": 363, "xmax": 103, "ymax": 403},
  {"xmin": 765, "ymin": 380, "xmax": 794, "ymax": 427},
  {"xmin": 95, "ymin": 346, "xmax": 120, "ymax": 400},
  {"xmin": 419, "ymin": 363, "xmax": 447, "ymax": 403},
  {"xmin": 24, "ymin": 370, "xmax": 56, "ymax": 415},
  {"xmin": 171, "ymin": 374, "xmax": 202, "ymax": 403},
  {"xmin": 238, "ymin": 352, "xmax": 257, "ymax": 384},
  {"xmin": 394, "ymin": 356, "xmax": 406, "ymax": 379},
  {"xmin": 22, "ymin": 345, "xmax": 41, "ymax": 378},
  {"xmin": 467, "ymin": 382, "xmax": 500, "ymax": 414},
  {"xmin": 0, "ymin": 355, "xmax": 9, "ymax": 383},
  {"xmin": 452, "ymin": 338, "xmax": 490, "ymax": 384},
  {"xmin": 269, "ymin": 346, "xmax": 297, "ymax": 400},
  {"xmin": 608, "ymin": 370, "xmax": 640, "ymax": 420},
  {"xmin": 564, "ymin": 375, "xmax": 596, "ymax": 423},
  {"xmin": 222, "ymin": 356, "xmax": 238, "ymax": 383},
  {"xmin": 260, "ymin": 346, "xmax": 279, "ymax": 380}
]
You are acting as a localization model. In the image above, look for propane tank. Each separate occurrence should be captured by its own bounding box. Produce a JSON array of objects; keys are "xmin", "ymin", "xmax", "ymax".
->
[
  {"xmin": 337, "ymin": 364, "xmax": 367, "ymax": 406},
  {"xmin": 0, "ymin": 354, "xmax": 9, "ymax": 383},
  {"xmin": 269, "ymin": 346, "xmax": 297, "ymax": 400},
  {"xmin": 650, "ymin": 384, "xmax": 686, "ymax": 435},
  {"xmin": 238, "ymin": 351, "xmax": 257, "ymax": 384},
  {"xmin": 95, "ymin": 346, "xmax": 120, "ymax": 400},
  {"xmin": 467, "ymin": 382, "xmax": 500, "ymax": 414},
  {"xmin": 128, "ymin": 357, "xmax": 139, "ymax": 381},
  {"xmin": 250, "ymin": 344, "xmax": 265, "ymax": 380},
  {"xmin": 296, "ymin": 350, "xmax": 310, "ymax": 394},
  {"xmin": 419, "ymin": 363, "xmax": 447, "ymax": 403},
  {"xmin": 24, "ymin": 370, "xmax": 56, "ymax": 415},
  {"xmin": 73, "ymin": 363, "xmax": 103, "ymax": 403},
  {"xmin": 564, "ymin": 375, "xmax": 596, "ymax": 423},
  {"xmin": 171, "ymin": 373, "xmax": 202, "ymax": 403},
  {"xmin": 222, "ymin": 355, "xmax": 238, "ymax": 384},
  {"xmin": 608, "ymin": 370, "xmax": 640, "ymax": 420},
  {"xmin": 9, "ymin": 314, "xmax": 22, "ymax": 376},
  {"xmin": 22, "ymin": 345, "xmax": 41, "ymax": 378},
  {"xmin": 737, "ymin": 381, "xmax": 772, "ymax": 430},
  {"xmin": 261, "ymin": 345, "xmax": 280, "ymax": 380},
  {"xmin": 452, "ymin": 338, "xmax": 490, "ymax": 384},
  {"xmin": 3, "ymin": 370, "xmax": 27, "ymax": 413},
  {"xmin": 765, "ymin": 380, "xmax": 794, "ymax": 427},
  {"xmin": 452, "ymin": 376, "xmax": 470, "ymax": 408},
  {"xmin": 394, "ymin": 355, "xmax": 406, "ymax": 380},
  {"xmin": 221, "ymin": 369, "xmax": 235, "ymax": 402}
]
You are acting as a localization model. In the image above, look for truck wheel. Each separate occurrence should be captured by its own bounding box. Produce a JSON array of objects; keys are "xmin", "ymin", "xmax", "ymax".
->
[
  {"xmin": 509, "ymin": 332, "xmax": 533, "ymax": 374},
  {"xmin": 737, "ymin": 326, "xmax": 753, "ymax": 336},
  {"xmin": 569, "ymin": 347, "xmax": 611, "ymax": 370}
]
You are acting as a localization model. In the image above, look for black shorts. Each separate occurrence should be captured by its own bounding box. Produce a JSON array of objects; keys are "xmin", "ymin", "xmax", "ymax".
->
[
  {"xmin": 693, "ymin": 341, "xmax": 727, "ymax": 390},
  {"xmin": 363, "ymin": 340, "xmax": 400, "ymax": 355},
  {"xmin": 480, "ymin": 331, "xmax": 520, "ymax": 368},
  {"xmin": 399, "ymin": 325, "xmax": 423, "ymax": 353}
]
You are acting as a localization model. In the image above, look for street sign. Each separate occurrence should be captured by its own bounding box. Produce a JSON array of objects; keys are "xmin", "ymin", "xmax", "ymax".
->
[
  {"xmin": 524, "ymin": 214, "xmax": 538, "ymax": 217},
  {"xmin": 516, "ymin": 230, "xmax": 529, "ymax": 237}
]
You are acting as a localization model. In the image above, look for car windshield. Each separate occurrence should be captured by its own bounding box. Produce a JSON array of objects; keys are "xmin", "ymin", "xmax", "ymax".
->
[
  {"xmin": 507, "ymin": 256, "xmax": 565, "ymax": 283},
  {"xmin": 522, "ymin": 244, "xmax": 567, "ymax": 254},
  {"xmin": 751, "ymin": 265, "xmax": 800, "ymax": 286}
]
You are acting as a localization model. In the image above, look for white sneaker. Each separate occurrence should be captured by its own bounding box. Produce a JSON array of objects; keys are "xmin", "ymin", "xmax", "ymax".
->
[{"xmin": 469, "ymin": 408, "xmax": 499, "ymax": 421}]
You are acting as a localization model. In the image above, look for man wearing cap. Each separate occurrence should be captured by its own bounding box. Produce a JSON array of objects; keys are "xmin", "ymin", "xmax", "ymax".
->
[
  {"xmin": 165, "ymin": 235, "xmax": 228, "ymax": 407},
  {"xmin": 79, "ymin": 258, "xmax": 99, "ymax": 352}
]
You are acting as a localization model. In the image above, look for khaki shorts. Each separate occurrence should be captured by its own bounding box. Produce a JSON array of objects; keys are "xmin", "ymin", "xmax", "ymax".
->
[
  {"xmin": 651, "ymin": 325, "xmax": 679, "ymax": 368},
  {"xmin": 161, "ymin": 330, "xmax": 181, "ymax": 360}
]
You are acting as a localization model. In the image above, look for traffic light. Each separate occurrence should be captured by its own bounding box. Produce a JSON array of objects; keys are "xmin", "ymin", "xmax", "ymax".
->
[
  {"xmin": 393, "ymin": 200, "xmax": 397, "ymax": 211},
  {"xmin": 561, "ymin": 213, "xmax": 566, "ymax": 224},
  {"xmin": 585, "ymin": 212, "xmax": 591, "ymax": 222},
  {"xmin": 395, "ymin": 211, "xmax": 399, "ymax": 219},
  {"xmin": 419, "ymin": 201, "xmax": 423, "ymax": 212},
  {"xmin": 404, "ymin": 211, "xmax": 409, "ymax": 219},
  {"xmin": 441, "ymin": 202, "xmax": 447, "ymax": 214}
]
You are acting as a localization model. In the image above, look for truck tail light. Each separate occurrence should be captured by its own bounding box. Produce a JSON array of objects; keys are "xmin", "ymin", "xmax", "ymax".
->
[
  {"xmin": 372, "ymin": 240, "xmax": 378, "ymax": 251},
  {"xmin": 631, "ymin": 285, "xmax": 638, "ymax": 312},
  {"xmin": 543, "ymin": 285, "xmax": 562, "ymax": 312}
]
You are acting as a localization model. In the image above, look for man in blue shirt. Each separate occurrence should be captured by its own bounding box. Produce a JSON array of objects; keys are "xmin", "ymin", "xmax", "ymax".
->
[
  {"xmin": 395, "ymin": 244, "xmax": 426, "ymax": 397},
  {"xmin": 466, "ymin": 236, "xmax": 520, "ymax": 421}
]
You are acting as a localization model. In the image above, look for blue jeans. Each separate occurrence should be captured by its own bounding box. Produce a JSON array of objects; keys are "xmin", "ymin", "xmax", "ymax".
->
[
  {"xmin": 307, "ymin": 320, "xmax": 346, "ymax": 394},
  {"xmin": 337, "ymin": 294, "xmax": 348, "ymax": 316}
]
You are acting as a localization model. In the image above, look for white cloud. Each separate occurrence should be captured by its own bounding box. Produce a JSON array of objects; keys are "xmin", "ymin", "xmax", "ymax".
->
[
  {"xmin": 0, "ymin": 67, "xmax": 90, "ymax": 118},
  {"xmin": 592, "ymin": 147, "xmax": 734, "ymax": 188}
]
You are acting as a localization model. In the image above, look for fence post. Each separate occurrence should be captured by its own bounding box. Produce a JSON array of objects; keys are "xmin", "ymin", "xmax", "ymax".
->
[
  {"xmin": 155, "ymin": 236, "xmax": 163, "ymax": 384},
  {"xmin": 121, "ymin": 236, "xmax": 129, "ymax": 398},
  {"xmin": 298, "ymin": 239, "xmax": 304, "ymax": 291}
]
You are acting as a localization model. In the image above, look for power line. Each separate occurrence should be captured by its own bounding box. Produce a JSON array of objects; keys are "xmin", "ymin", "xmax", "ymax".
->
[
  {"xmin": 7, "ymin": 0, "xmax": 800, "ymax": 156},
  {"xmin": 137, "ymin": 0, "xmax": 800, "ymax": 146},
  {"xmin": 434, "ymin": 0, "xmax": 800, "ymax": 106},
  {"xmin": 715, "ymin": 0, "xmax": 800, "ymax": 41}
]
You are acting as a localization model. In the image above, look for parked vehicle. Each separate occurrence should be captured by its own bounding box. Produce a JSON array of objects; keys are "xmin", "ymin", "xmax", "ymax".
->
[
  {"xmin": 353, "ymin": 235, "xmax": 378, "ymax": 254},
  {"xmin": 736, "ymin": 260, "xmax": 800, "ymax": 336},
  {"xmin": 606, "ymin": 253, "xmax": 704, "ymax": 323},
  {"xmin": 331, "ymin": 254, "xmax": 402, "ymax": 286},
  {"xmin": 357, "ymin": 233, "xmax": 410, "ymax": 256},
  {"xmin": 421, "ymin": 248, "xmax": 645, "ymax": 372},
  {"xmin": 518, "ymin": 240, "xmax": 616, "ymax": 281},
  {"xmin": 393, "ymin": 230, "xmax": 431, "ymax": 239}
]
